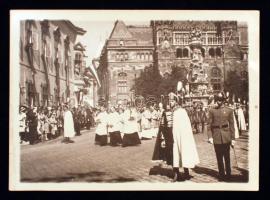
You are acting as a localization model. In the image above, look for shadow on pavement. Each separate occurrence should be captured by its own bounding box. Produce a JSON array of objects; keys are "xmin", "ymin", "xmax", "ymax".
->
[
  {"xmin": 192, "ymin": 166, "xmax": 249, "ymax": 183},
  {"xmin": 149, "ymin": 165, "xmax": 174, "ymax": 179},
  {"xmin": 21, "ymin": 171, "xmax": 137, "ymax": 183}
]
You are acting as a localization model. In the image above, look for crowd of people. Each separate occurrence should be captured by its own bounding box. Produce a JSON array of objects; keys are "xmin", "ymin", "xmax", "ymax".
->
[
  {"xmin": 19, "ymin": 104, "xmax": 95, "ymax": 145},
  {"xmin": 18, "ymin": 92, "xmax": 248, "ymax": 182}
]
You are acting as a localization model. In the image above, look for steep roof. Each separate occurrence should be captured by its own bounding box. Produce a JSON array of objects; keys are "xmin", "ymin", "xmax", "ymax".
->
[
  {"xmin": 109, "ymin": 21, "xmax": 133, "ymax": 39},
  {"xmin": 108, "ymin": 21, "xmax": 153, "ymax": 46},
  {"xmin": 127, "ymin": 26, "xmax": 153, "ymax": 46},
  {"xmin": 64, "ymin": 21, "xmax": 86, "ymax": 35}
]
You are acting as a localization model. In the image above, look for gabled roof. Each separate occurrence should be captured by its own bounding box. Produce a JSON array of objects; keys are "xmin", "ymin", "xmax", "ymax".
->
[
  {"xmin": 74, "ymin": 42, "xmax": 86, "ymax": 51},
  {"xmin": 109, "ymin": 20, "xmax": 133, "ymax": 39},
  {"xmin": 64, "ymin": 21, "xmax": 86, "ymax": 35},
  {"xmin": 108, "ymin": 21, "xmax": 153, "ymax": 46}
]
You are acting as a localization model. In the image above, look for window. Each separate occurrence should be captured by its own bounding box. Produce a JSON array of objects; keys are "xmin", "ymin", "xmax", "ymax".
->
[
  {"xmin": 216, "ymin": 48, "xmax": 222, "ymax": 57},
  {"xmin": 183, "ymin": 48, "xmax": 189, "ymax": 58},
  {"xmin": 42, "ymin": 85, "xmax": 48, "ymax": 106},
  {"xmin": 209, "ymin": 48, "xmax": 215, "ymax": 58},
  {"xmin": 211, "ymin": 67, "xmax": 222, "ymax": 91},
  {"xmin": 211, "ymin": 67, "xmax": 221, "ymax": 77},
  {"xmin": 32, "ymin": 31, "xmax": 39, "ymax": 51},
  {"xmin": 201, "ymin": 48, "xmax": 205, "ymax": 57},
  {"xmin": 149, "ymin": 53, "xmax": 153, "ymax": 60},
  {"xmin": 124, "ymin": 53, "xmax": 128, "ymax": 60},
  {"xmin": 176, "ymin": 48, "xmax": 183, "ymax": 58},
  {"xmin": 118, "ymin": 72, "xmax": 128, "ymax": 94}
]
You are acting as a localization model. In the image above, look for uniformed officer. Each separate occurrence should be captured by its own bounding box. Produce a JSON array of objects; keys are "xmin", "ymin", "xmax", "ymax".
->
[{"xmin": 208, "ymin": 92, "xmax": 235, "ymax": 181}]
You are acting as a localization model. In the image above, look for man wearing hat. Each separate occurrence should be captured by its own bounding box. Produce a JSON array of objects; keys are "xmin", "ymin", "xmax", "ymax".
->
[{"xmin": 208, "ymin": 92, "xmax": 235, "ymax": 181}]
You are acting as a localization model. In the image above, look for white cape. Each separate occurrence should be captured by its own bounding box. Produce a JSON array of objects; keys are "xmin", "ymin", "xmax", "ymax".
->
[
  {"xmin": 173, "ymin": 108, "xmax": 200, "ymax": 168},
  {"xmin": 64, "ymin": 110, "xmax": 75, "ymax": 138}
]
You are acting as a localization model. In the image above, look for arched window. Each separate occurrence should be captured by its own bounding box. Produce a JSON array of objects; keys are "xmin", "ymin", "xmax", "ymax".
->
[
  {"xmin": 149, "ymin": 53, "xmax": 153, "ymax": 60},
  {"xmin": 145, "ymin": 53, "xmax": 149, "ymax": 60},
  {"xmin": 216, "ymin": 48, "xmax": 222, "ymax": 57},
  {"xmin": 116, "ymin": 53, "xmax": 119, "ymax": 60},
  {"xmin": 176, "ymin": 48, "xmax": 183, "ymax": 58},
  {"xmin": 118, "ymin": 72, "xmax": 128, "ymax": 94},
  {"xmin": 183, "ymin": 48, "xmax": 189, "ymax": 58},
  {"xmin": 124, "ymin": 53, "xmax": 128, "ymax": 60},
  {"xmin": 209, "ymin": 48, "xmax": 215, "ymax": 58}
]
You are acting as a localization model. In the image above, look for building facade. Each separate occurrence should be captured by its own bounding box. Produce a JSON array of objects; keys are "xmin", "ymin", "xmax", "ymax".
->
[
  {"xmin": 97, "ymin": 21, "xmax": 155, "ymax": 105},
  {"xmin": 19, "ymin": 20, "xmax": 86, "ymax": 107},
  {"xmin": 98, "ymin": 20, "xmax": 248, "ymax": 105}
]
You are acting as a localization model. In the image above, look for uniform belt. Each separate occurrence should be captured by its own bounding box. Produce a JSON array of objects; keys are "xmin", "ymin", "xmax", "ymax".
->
[{"xmin": 212, "ymin": 124, "xmax": 228, "ymax": 129}]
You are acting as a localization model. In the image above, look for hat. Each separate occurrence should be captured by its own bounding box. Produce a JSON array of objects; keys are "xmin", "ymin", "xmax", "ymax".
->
[
  {"xmin": 215, "ymin": 92, "xmax": 225, "ymax": 102},
  {"xmin": 168, "ymin": 92, "xmax": 178, "ymax": 102}
]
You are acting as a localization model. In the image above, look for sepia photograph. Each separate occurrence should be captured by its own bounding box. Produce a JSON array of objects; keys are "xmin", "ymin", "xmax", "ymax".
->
[{"xmin": 9, "ymin": 10, "xmax": 259, "ymax": 191}]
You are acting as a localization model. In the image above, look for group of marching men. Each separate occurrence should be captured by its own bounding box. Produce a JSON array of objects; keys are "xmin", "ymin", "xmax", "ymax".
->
[
  {"xmin": 94, "ymin": 91, "xmax": 248, "ymax": 182},
  {"xmin": 94, "ymin": 103, "xmax": 160, "ymax": 147}
]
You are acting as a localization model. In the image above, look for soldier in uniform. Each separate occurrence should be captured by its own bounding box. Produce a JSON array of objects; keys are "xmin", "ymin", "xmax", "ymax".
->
[{"xmin": 208, "ymin": 92, "xmax": 235, "ymax": 181}]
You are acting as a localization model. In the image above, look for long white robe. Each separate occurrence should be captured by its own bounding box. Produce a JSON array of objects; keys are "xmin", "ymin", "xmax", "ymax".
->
[
  {"xmin": 140, "ymin": 110, "xmax": 152, "ymax": 138},
  {"xmin": 107, "ymin": 112, "xmax": 121, "ymax": 133},
  {"xmin": 172, "ymin": 108, "xmax": 200, "ymax": 168},
  {"xmin": 95, "ymin": 112, "xmax": 108, "ymax": 135},
  {"xmin": 64, "ymin": 110, "xmax": 75, "ymax": 138},
  {"xmin": 236, "ymin": 108, "xmax": 247, "ymax": 131},
  {"xmin": 123, "ymin": 108, "xmax": 138, "ymax": 134}
]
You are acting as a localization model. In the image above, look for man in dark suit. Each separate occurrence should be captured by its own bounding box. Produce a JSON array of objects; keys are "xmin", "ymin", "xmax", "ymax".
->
[{"xmin": 208, "ymin": 92, "xmax": 235, "ymax": 181}]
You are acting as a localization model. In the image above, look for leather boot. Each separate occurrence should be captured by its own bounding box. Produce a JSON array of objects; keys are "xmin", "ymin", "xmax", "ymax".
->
[{"xmin": 184, "ymin": 168, "xmax": 193, "ymax": 180}]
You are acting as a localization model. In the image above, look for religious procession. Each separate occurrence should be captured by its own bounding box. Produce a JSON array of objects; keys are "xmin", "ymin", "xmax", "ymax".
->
[{"xmin": 16, "ymin": 19, "xmax": 250, "ymax": 184}]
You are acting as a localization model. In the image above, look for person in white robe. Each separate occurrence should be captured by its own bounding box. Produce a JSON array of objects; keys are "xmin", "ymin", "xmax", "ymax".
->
[
  {"xmin": 118, "ymin": 108, "xmax": 125, "ymax": 138},
  {"xmin": 62, "ymin": 105, "xmax": 75, "ymax": 143},
  {"xmin": 122, "ymin": 103, "xmax": 141, "ymax": 147},
  {"xmin": 95, "ymin": 105, "xmax": 108, "ymax": 146},
  {"xmin": 171, "ymin": 94, "xmax": 200, "ymax": 182},
  {"xmin": 140, "ymin": 106, "xmax": 152, "ymax": 139},
  {"xmin": 235, "ymin": 104, "xmax": 247, "ymax": 135},
  {"xmin": 107, "ymin": 106, "xmax": 122, "ymax": 146},
  {"xmin": 150, "ymin": 105, "xmax": 159, "ymax": 138}
]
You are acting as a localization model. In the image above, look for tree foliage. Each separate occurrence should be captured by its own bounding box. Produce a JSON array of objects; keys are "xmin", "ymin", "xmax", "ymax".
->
[{"xmin": 134, "ymin": 65, "xmax": 189, "ymax": 98}]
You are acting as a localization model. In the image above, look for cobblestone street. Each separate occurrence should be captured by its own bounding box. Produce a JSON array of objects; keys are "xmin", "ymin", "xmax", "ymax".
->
[{"xmin": 20, "ymin": 128, "xmax": 249, "ymax": 183}]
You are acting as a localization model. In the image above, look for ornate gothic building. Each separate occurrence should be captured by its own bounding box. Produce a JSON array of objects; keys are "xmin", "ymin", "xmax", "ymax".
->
[{"xmin": 97, "ymin": 20, "xmax": 248, "ymax": 105}]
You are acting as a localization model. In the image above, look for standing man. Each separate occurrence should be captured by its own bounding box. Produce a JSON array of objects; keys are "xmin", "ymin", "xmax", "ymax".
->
[
  {"xmin": 62, "ymin": 104, "xmax": 75, "ymax": 143},
  {"xmin": 94, "ymin": 105, "xmax": 108, "ymax": 146},
  {"xmin": 170, "ymin": 92, "xmax": 200, "ymax": 182},
  {"xmin": 208, "ymin": 93, "xmax": 235, "ymax": 181}
]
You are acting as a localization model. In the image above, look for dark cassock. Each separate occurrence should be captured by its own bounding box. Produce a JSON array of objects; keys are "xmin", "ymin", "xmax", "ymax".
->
[
  {"xmin": 152, "ymin": 106, "xmax": 173, "ymax": 166},
  {"xmin": 26, "ymin": 107, "xmax": 39, "ymax": 145}
]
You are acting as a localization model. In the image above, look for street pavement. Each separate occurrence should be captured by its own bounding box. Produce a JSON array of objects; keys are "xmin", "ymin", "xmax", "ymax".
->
[{"xmin": 20, "ymin": 127, "xmax": 249, "ymax": 183}]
